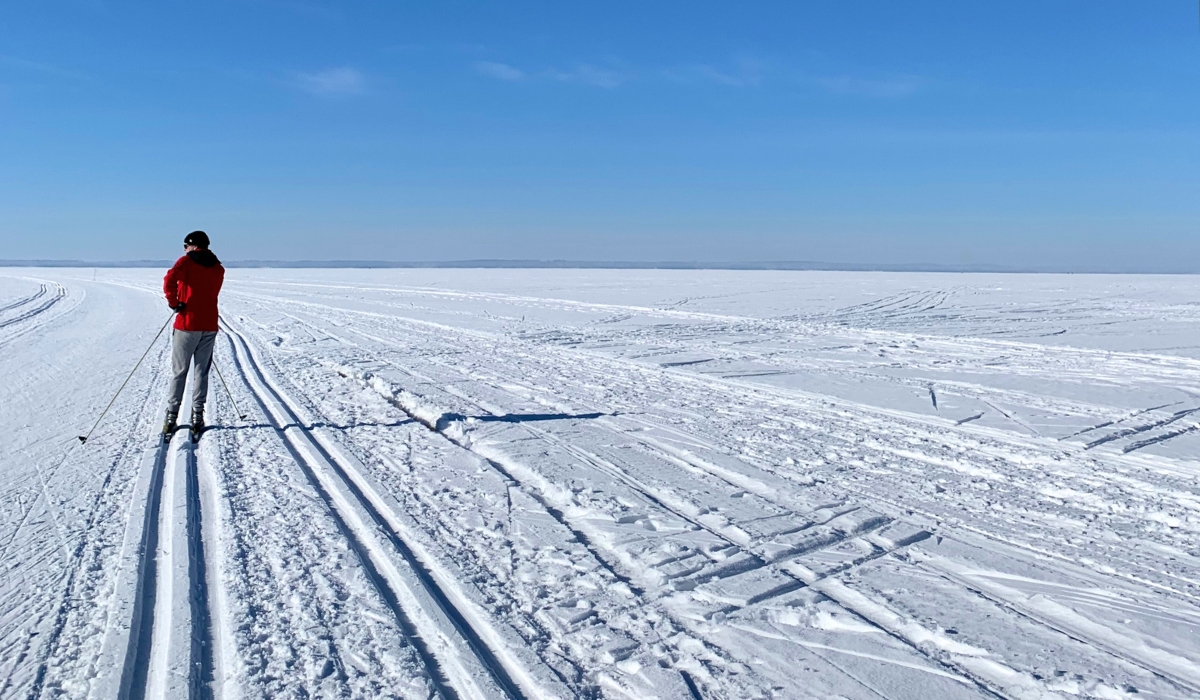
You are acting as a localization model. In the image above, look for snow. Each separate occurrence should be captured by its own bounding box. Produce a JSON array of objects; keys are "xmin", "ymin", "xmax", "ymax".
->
[{"xmin": 2, "ymin": 267, "xmax": 1200, "ymax": 699}]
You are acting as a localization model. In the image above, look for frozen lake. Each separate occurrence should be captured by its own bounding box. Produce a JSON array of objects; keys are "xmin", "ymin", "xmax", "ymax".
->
[{"xmin": 2, "ymin": 268, "xmax": 1199, "ymax": 699}]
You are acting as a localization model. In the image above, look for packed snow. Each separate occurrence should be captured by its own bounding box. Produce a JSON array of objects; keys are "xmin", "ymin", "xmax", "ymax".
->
[{"xmin": 2, "ymin": 268, "xmax": 1200, "ymax": 700}]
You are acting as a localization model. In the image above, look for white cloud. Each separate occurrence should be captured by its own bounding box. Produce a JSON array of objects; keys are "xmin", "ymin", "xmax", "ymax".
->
[
  {"xmin": 817, "ymin": 74, "xmax": 924, "ymax": 98},
  {"xmin": 475, "ymin": 61, "xmax": 525, "ymax": 81},
  {"xmin": 294, "ymin": 67, "xmax": 366, "ymax": 96}
]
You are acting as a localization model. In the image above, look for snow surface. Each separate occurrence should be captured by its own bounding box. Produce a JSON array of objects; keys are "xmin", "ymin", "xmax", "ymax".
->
[{"xmin": 2, "ymin": 268, "xmax": 1200, "ymax": 699}]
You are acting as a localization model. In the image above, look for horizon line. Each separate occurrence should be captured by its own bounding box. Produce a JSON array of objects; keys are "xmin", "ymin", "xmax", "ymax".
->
[{"xmin": 1, "ymin": 259, "xmax": 1198, "ymax": 275}]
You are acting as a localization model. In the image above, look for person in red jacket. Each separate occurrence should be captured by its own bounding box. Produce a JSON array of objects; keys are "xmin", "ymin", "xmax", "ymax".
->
[{"xmin": 162, "ymin": 230, "xmax": 225, "ymax": 438}]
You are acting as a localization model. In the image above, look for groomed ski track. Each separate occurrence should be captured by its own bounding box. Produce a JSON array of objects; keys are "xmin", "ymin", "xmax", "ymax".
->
[
  {"xmin": 220, "ymin": 318, "xmax": 536, "ymax": 700},
  {"xmin": 3, "ymin": 269, "xmax": 1200, "ymax": 699}
]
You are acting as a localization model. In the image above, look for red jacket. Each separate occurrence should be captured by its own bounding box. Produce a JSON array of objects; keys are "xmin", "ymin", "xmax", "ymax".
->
[{"xmin": 164, "ymin": 250, "xmax": 225, "ymax": 331}]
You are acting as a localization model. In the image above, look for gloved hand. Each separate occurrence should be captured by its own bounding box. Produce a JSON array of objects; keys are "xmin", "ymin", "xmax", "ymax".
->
[{"xmin": 173, "ymin": 303, "xmax": 187, "ymax": 313}]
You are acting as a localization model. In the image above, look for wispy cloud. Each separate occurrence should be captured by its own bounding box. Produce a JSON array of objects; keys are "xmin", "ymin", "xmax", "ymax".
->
[
  {"xmin": 0, "ymin": 55, "xmax": 89, "ymax": 81},
  {"xmin": 294, "ymin": 67, "xmax": 366, "ymax": 96},
  {"xmin": 474, "ymin": 60, "xmax": 627, "ymax": 89},
  {"xmin": 475, "ymin": 61, "xmax": 525, "ymax": 81},
  {"xmin": 817, "ymin": 73, "xmax": 925, "ymax": 98},
  {"xmin": 663, "ymin": 57, "xmax": 765, "ymax": 87},
  {"xmin": 545, "ymin": 64, "xmax": 625, "ymax": 89}
]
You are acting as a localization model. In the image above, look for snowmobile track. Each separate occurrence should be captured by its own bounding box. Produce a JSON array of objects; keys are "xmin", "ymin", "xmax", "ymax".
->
[{"xmin": 222, "ymin": 321, "xmax": 531, "ymax": 700}]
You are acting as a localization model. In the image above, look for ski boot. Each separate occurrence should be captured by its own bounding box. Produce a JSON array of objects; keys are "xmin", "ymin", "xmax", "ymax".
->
[
  {"xmin": 162, "ymin": 411, "xmax": 178, "ymax": 443},
  {"xmin": 190, "ymin": 409, "xmax": 205, "ymax": 443}
]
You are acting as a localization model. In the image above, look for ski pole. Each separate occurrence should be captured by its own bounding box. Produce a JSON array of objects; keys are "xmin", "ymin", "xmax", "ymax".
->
[
  {"xmin": 211, "ymin": 359, "xmax": 246, "ymax": 420},
  {"xmin": 78, "ymin": 311, "xmax": 175, "ymax": 444}
]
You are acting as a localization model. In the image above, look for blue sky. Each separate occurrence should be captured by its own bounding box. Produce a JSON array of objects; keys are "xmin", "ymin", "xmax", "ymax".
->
[{"xmin": 1, "ymin": 1, "xmax": 1198, "ymax": 269}]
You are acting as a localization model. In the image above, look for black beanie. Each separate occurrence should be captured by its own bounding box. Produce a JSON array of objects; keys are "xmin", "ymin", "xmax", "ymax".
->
[{"xmin": 184, "ymin": 230, "xmax": 210, "ymax": 248}]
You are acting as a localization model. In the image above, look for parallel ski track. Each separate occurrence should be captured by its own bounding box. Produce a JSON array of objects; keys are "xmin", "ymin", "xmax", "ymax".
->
[
  {"xmin": 0, "ymin": 283, "xmax": 48, "ymax": 314},
  {"xmin": 235, "ymin": 307, "xmax": 1017, "ymax": 698},
  {"xmin": 399, "ymin": 325, "xmax": 1200, "ymax": 697},
  {"xmin": 231, "ymin": 315, "xmax": 751, "ymax": 696},
  {"xmin": 0, "ymin": 282, "xmax": 64, "ymax": 330},
  {"xmin": 123, "ymin": 435, "xmax": 171, "ymax": 700},
  {"xmin": 221, "ymin": 320, "xmax": 528, "ymax": 700},
  {"xmin": 920, "ymin": 556, "xmax": 1200, "ymax": 696},
  {"xmin": 240, "ymin": 293, "xmax": 1200, "ymax": 586},
  {"xmin": 188, "ymin": 442, "xmax": 217, "ymax": 700},
  {"xmin": 242, "ymin": 297, "xmax": 1200, "ymax": 699},
  {"xmin": 17, "ymin": 340, "xmax": 169, "ymax": 700},
  {"xmin": 354, "ymin": 350, "xmax": 910, "ymax": 602},
  {"xmin": 127, "ymin": 429, "xmax": 216, "ymax": 700},
  {"xmin": 326, "ymin": 349, "xmax": 1023, "ymax": 700},
  {"xmin": 0, "ymin": 281, "xmax": 72, "ymax": 354}
]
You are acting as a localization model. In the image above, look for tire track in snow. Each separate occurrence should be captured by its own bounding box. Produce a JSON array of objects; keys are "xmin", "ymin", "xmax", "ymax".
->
[{"xmin": 222, "ymin": 321, "xmax": 528, "ymax": 700}]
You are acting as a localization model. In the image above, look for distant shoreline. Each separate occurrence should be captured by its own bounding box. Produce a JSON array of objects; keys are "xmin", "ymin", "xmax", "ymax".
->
[{"xmin": 1, "ymin": 259, "xmax": 1197, "ymax": 274}]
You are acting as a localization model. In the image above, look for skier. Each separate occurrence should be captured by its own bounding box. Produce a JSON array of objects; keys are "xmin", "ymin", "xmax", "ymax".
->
[{"xmin": 162, "ymin": 230, "xmax": 225, "ymax": 441}]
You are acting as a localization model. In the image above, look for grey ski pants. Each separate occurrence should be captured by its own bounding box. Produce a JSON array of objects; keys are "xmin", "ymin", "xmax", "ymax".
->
[{"xmin": 166, "ymin": 330, "xmax": 217, "ymax": 416}]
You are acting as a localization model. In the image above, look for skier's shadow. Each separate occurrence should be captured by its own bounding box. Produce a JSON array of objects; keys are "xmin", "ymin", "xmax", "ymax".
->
[
  {"xmin": 201, "ymin": 412, "xmax": 606, "ymax": 435},
  {"xmin": 202, "ymin": 419, "xmax": 416, "ymax": 433},
  {"xmin": 433, "ymin": 411, "xmax": 607, "ymax": 431}
]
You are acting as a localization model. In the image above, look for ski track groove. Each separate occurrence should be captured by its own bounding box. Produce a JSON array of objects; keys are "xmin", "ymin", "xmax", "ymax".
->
[
  {"xmin": 237, "ymin": 292, "xmax": 1200, "ymax": 699},
  {"xmin": 327, "ymin": 352, "xmax": 1025, "ymax": 700},
  {"xmin": 251, "ymin": 306, "xmax": 1032, "ymax": 699},
  {"xmin": 222, "ymin": 320, "xmax": 528, "ymax": 700},
  {"xmin": 358, "ymin": 350, "xmax": 919, "ymax": 604},
  {"xmin": 127, "ymin": 426, "xmax": 217, "ymax": 700},
  {"xmin": 0, "ymin": 283, "xmax": 48, "ymax": 314},
  {"xmin": 194, "ymin": 424, "xmax": 236, "ymax": 700},
  {"xmin": 918, "ymin": 556, "xmax": 1200, "ymax": 696},
  {"xmin": 0, "ymin": 282, "xmax": 65, "ymax": 331},
  {"xmin": 129, "ymin": 435, "xmax": 173, "ymax": 700},
  {"xmin": 13, "ymin": 277, "xmax": 1196, "ymax": 699},
  {"xmin": 188, "ymin": 439, "xmax": 217, "ymax": 700},
  {"xmin": 236, "ymin": 314, "xmax": 775, "ymax": 697},
  {"xmin": 19, "ymin": 339, "xmax": 169, "ymax": 700}
]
